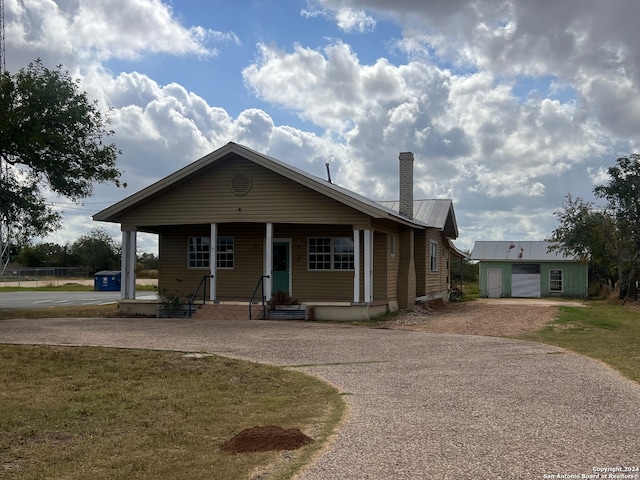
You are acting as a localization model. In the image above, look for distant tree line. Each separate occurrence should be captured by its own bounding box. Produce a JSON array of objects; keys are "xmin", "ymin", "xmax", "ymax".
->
[
  {"xmin": 548, "ymin": 153, "xmax": 640, "ymax": 301},
  {"xmin": 15, "ymin": 227, "xmax": 158, "ymax": 275}
]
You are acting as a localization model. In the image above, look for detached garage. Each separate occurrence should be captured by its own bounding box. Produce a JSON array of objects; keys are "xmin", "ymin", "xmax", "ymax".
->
[{"xmin": 471, "ymin": 241, "xmax": 588, "ymax": 299}]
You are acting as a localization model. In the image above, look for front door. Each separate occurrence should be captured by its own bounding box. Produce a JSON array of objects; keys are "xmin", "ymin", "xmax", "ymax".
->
[
  {"xmin": 272, "ymin": 240, "xmax": 291, "ymax": 295},
  {"xmin": 488, "ymin": 269, "xmax": 502, "ymax": 298}
]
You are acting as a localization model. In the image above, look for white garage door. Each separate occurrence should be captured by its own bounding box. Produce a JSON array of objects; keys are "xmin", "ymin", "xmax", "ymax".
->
[{"xmin": 511, "ymin": 264, "xmax": 541, "ymax": 297}]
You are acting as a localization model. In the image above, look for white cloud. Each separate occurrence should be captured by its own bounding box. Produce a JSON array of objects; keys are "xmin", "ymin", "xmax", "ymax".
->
[
  {"xmin": 302, "ymin": 1, "xmax": 376, "ymax": 33},
  {"xmin": 242, "ymin": 39, "xmax": 608, "ymax": 207},
  {"xmin": 5, "ymin": 0, "xmax": 234, "ymax": 70},
  {"xmin": 587, "ymin": 166, "xmax": 610, "ymax": 187}
]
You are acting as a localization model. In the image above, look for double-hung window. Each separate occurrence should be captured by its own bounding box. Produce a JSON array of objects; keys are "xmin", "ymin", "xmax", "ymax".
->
[
  {"xmin": 188, "ymin": 237, "xmax": 210, "ymax": 268},
  {"xmin": 188, "ymin": 236, "xmax": 234, "ymax": 269},
  {"xmin": 430, "ymin": 241, "xmax": 439, "ymax": 272},
  {"xmin": 429, "ymin": 240, "xmax": 438, "ymax": 272},
  {"xmin": 549, "ymin": 269, "xmax": 563, "ymax": 292},
  {"xmin": 308, "ymin": 237, "xmax": 354, "ymax": 270},
  {"xmin": 216, "ymin": 236, "xmax": 234, "ymax": 269}
]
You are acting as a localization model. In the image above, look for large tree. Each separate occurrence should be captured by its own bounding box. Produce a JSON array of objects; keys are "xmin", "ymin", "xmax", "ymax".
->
[
  {"xmin": 547, "ymin": 194, "xmax": 618, "ymax": 291},
  {"xmin": 70, "ymin": 228, "xmax": 120, "ymax": 274},
  {"xmin": 594, "ymin": 154, "xmax": 640, "ymax": 300},
  {"xmin": 0, "ymin": 59, "xmax": 124, "ymax": 243}
]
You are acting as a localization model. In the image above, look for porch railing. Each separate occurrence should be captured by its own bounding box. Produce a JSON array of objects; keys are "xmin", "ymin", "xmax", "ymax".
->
[
  {"xmin": 188, "ymin": 274, "xmax": 214, "ymax": 317},
  {"xmin": 249, "ymin": 275, "xmax": 270, "ymax": 319}
]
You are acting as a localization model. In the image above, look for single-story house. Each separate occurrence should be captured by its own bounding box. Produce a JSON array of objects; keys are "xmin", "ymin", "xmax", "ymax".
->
[
  {"xmin": 470, "ymin": 241, "xmax": 588, "ymax": 298},
  {"xmin": 93, "ymin": 142, "xmax": 464, "ymax": 320}
]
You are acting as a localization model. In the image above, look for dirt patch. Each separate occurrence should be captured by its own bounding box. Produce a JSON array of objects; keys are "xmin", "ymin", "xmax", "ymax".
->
[
  {"xmin": 382, "ymin": 299, "xmax": 563, "ymax": 336},
  {"xmin": 220, "ymin": 426, "xmax": 314, "ymax": 454}
]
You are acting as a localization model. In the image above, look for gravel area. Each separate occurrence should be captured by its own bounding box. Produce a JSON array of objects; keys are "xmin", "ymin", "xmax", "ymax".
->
[{"xmin": 383, "ymin": 299, "xmax": 563, "ymax": 336}]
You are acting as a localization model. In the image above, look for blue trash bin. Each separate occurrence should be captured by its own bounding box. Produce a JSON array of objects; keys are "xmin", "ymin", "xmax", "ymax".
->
[{"xmin": 94, "ymin": 271, "xmax": 122, "ymax": 291}]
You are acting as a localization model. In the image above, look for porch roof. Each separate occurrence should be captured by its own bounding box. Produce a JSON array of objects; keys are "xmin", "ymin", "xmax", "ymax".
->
[{"xmin": 94, "ymin": 142, "xmax": 430, "ymax": 229}]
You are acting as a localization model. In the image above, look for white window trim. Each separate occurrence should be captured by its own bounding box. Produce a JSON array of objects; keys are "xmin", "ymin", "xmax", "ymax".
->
[
  {"xmin": 188, "ymin": 237, "xmax": 210, "ymax": 269},
  {"xmin": 216, "ymin": 236, "xmax": 235, "ymax": 270},
  {"xmin": 549, "ymin": 268, "xmax": 563, "ymax": 292},
  {"xmin": 188, "ymin": 236, "xmax": 234, "ymax": 269},
  {"xmin": 308, "ymin": 237, "xmax": 355, "ymax": 271}
]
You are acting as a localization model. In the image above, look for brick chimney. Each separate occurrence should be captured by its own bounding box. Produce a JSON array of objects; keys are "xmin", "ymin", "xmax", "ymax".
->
[{"xmin": 399, "ymin": 151, "xmax": 414, "ymax": 219}]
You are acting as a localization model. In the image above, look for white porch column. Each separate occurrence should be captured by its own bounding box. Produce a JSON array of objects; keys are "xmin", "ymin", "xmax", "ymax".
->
[
  {"xmin": 264, "ymin": 223, "xmax": 273, "ymax": 301},
  {"xmin": 120, "ymin": 230, "xmax": 137, "ymax": 299},
  {"xmin": 364, "ymin": 229, "xmax": 373, "ymax": 303},
  {"xmin": 210, "ymin": 223, "xmax": 217, "ymax": 301},
  {"xmin": 353, "ymin": 229, "xmax": 361, "ymax": 303}
]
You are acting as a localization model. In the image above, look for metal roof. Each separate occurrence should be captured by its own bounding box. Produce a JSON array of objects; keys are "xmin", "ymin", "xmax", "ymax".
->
[
  {"xmin": 470, "ymin": 241, "xmax": 580, "ymax": 261},
  {"xmin": 377, "ymin": 199, "xmax": 458, "ymax": 238}
]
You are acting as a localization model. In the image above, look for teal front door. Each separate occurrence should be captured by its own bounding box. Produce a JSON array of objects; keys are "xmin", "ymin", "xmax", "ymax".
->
[{"xmin": 272, "ymin": 241, "xmax": 290, "ymax": 295}]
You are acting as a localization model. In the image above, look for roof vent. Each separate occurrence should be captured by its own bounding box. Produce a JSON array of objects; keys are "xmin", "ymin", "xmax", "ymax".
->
[{"xmin": 231, "ymin": 173, "xmax": 251, "ymax": 196}]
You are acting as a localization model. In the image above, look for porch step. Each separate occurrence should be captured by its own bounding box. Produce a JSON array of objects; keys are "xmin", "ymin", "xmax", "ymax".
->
[{"xmin": 194, "ymin": 303, "xmax": 266, "ymax": 320}]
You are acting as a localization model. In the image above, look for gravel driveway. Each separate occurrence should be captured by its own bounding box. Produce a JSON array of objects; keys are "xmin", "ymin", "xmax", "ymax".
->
[{"xmin": 0, "ymin": 303, "xmax": 639, "ymax": 479}]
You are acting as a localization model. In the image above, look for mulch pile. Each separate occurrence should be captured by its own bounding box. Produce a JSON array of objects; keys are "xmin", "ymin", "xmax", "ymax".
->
[{"xmin": 220, "ymin": 425, "xmax": 314, "ymax": 454}]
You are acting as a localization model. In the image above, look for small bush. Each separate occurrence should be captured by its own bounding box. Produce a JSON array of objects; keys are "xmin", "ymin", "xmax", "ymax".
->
[{"xmin": 268, "ymin": 290, "xmax": 299, "ymax": 309}]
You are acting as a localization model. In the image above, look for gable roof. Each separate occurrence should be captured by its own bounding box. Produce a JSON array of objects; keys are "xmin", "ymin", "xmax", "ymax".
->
[
  {"xmin": 378, "ymin": 199, "xmax": 459, "ymax": 238},
  {"xmin": 470, "ymin": 241, "xmax": 580, "ymax": 261},
  {"xmin": 93, "ymin": 142, "xmax": 431, "ymax": 229}
]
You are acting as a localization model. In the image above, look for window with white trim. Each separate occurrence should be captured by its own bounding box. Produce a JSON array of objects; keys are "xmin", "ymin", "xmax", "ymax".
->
[
  {"xmin": 549, "ymin": 269, "xmax": 563, "ymax": 292},
  {"xmin": 308, "ymin": 237, "xmax": 354, "ymax": 270},
  {"xmin": 188, "ymin": 236, "xmax": 234, "ymax": 269},
  {"xmin": 188, "ymin": 237, "xmax": 210, "ymax": 268},
  {"xmin": 216, "ymin": 236, "xmax": 234, "ymax": 269},
  {"xmin": 430, "ymin": 240, "xmax": 439, "ymax": 272}
]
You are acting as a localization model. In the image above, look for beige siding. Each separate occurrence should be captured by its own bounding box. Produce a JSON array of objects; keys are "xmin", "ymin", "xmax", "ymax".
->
[
  {"xmin": 415, "ymin": 230, "xmax": 427, "ymax": 297},
  {"xmin": 158, "ymin": 227, "xmax": 209, "ymax": 300},
  {"xmin": 278, "ymin": 225, "xmax": 354, "ymax": 302},
  {"xmin": 423, "ymin": 230, "xmax": 450, "ymax": 298},
  {"xmin": 387, "ymin": 232, "xmax": 399, "ymax": 301},
  {"xmin": 120, "ymin": 156, "xmax": 370, "ymax": 230},
  {"xmin": 216, "ymin": 224, "xmax": 264, "ymax": 300},
  {"xmin": 159, "ymin": 223, "xmax": 359, "ymax": 303},
  {"xmin": 371, "ymin": 219, "xmax": 401, "ymax": 302},
  {"xmin": 158, "ymin": 221, "xmax": 450, "ymax": 303},
  {"xmin": 373, "ymin": 232, "xmax": 388, "ymax": 301}
]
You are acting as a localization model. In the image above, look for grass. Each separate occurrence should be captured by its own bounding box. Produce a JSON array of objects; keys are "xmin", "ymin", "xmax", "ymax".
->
[
  {"xmin": 0, "ymin": 304, "xmax": 121, "ymax": 320},
  {"xmin": 0, "ymin": 345, "xmax": 345, "ymax": 480},
  {"xmin": 515, "ymin": 300, "xmax": 640, "ymax": 384}
]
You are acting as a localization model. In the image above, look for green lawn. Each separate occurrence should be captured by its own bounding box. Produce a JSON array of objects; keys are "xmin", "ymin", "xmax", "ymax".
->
[
  {"xmin": 516, "ymin": 300, "xmax": 640, "ymax": 383},
  {"xmin": 0, "ymin": 345, "xmax": 345, "ymax": 480}
]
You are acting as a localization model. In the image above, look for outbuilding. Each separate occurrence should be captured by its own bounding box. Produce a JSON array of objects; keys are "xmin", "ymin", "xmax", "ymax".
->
[{"xmin": 470, "ymin": 241, "xmax": 588, "ymax": 298}]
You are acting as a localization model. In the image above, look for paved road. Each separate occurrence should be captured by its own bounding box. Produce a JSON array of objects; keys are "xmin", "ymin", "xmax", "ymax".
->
[
  {"xmin": 0, "ymin": 291, "xmax": 156, "ymax": 309},
  {"xmin": 0, "ymin": 317, "xmax": 638, "ymax": 479}
]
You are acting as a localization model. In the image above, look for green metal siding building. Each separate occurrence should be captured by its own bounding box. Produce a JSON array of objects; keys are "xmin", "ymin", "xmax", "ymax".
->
[{"xmin": 471, "ymin": 241, "xmax": 588, "ymax": 298}]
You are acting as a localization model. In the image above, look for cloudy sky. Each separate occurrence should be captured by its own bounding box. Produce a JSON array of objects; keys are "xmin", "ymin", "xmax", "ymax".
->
[{"xmin": 5, "ymin": 0, "xmax": 640, "ymax": 252}]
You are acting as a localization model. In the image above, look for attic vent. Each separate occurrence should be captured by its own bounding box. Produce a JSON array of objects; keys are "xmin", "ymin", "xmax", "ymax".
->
[{"xmin": 231, "ymin": 173, "xmax": 251, "ymax": 196}]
